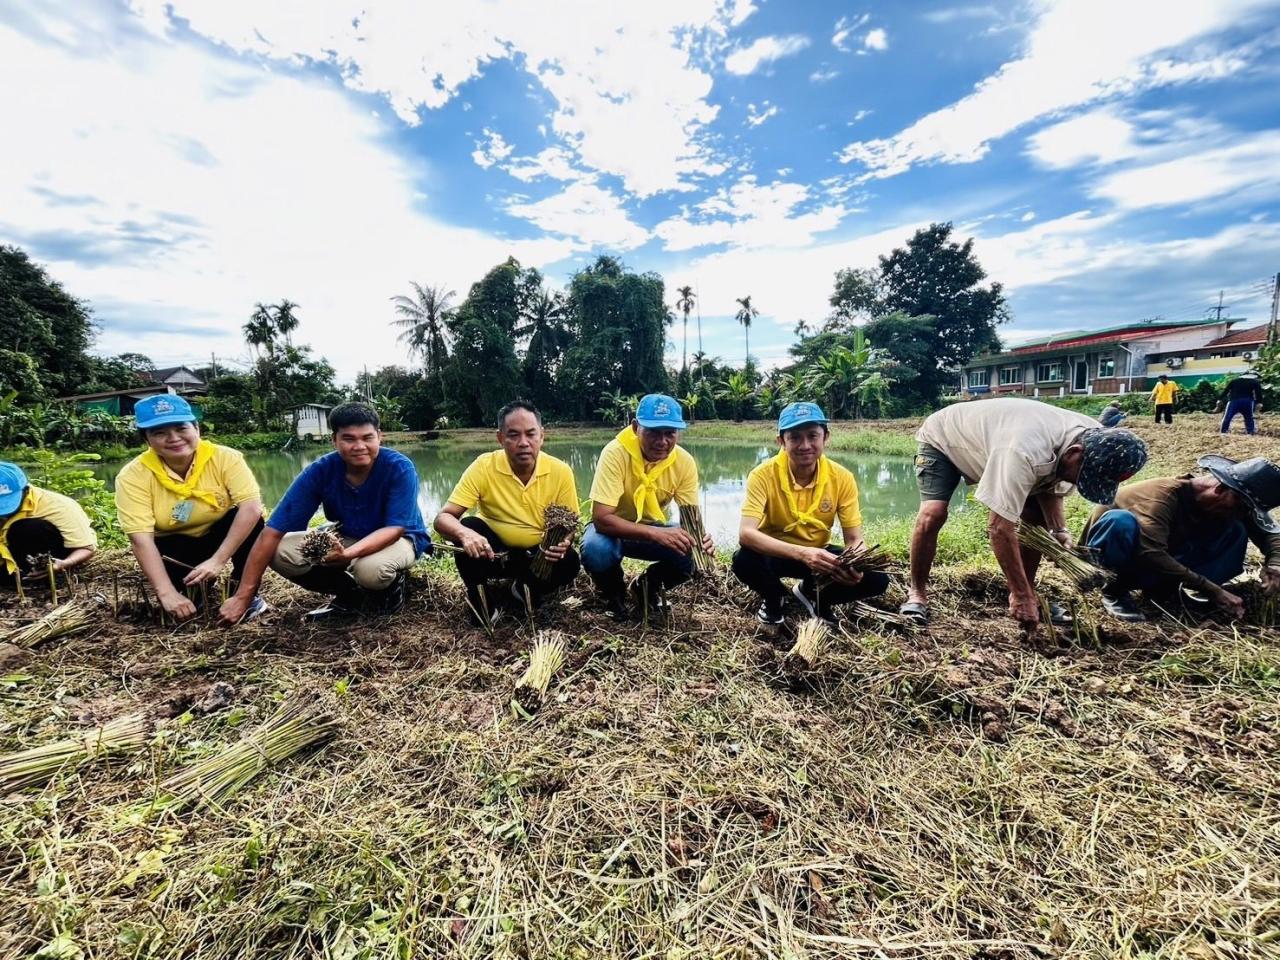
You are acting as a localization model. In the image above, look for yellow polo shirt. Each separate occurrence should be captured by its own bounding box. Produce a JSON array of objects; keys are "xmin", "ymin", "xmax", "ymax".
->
[
  {"xmin": 741, "ymin": 456, "xmax": 862, "ymax": 548},
  {"xmin": 447, "ymin": 450, "xmax": 578, "ymax": 549},
  {"xmin": 1, "ymin": 487, "xmax": 98, "ymax": 552},
  {"xmin": 1152, "ymin": 381, "xmax": 1180, "ymax": 405},
  {"xmin": 114, "ymin": 443, "xmax": 261, "ymax": 538},
  {"xmin": 589, "ymin": 439, "xmax": 698, "ymax": 523}
]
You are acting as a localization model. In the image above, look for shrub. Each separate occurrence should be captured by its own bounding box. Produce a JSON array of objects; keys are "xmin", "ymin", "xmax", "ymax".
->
[{"xmin": 24, "ymin": 449, "xmax": 125, "ymax": 548}]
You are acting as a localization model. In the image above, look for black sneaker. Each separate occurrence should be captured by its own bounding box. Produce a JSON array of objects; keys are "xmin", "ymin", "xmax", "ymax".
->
[
  {"xmin": 792, "ymin": 582, "xmax": 837, "ymax": 625},
  {"xmin": 1102, "ymin": 591, "xmax": 1146, "ymax": 622},
  {"xmin": 303, "ymin": 590, "xmax": 363, "ymax": 622},
  {"xmin": 369, "ymin": 571, "xmax": 408, "ymax": 616},
  {"xmin": 756, "ymin": 600, "xmax": 785, "ymax": 638}
]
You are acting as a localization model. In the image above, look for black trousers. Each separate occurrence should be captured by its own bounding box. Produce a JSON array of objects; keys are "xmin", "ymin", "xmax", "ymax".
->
[
  {"xmin": 453, "ymin": 516, "xmax": 580, "ymax": 599},
  {"xmin": 154, "ymin": 506, "xmax": 264, "ymax": 593},
  {"xmin": 1155, "ymin": 404, "xmax": 1173, "ymax": 424},
  {"xmin": 731, "ymin": 544, "xmax": 890, "ymax": 607},
  {"xmin": 2, "ymin": 518, "xmax": 71, "ymax": 588}
]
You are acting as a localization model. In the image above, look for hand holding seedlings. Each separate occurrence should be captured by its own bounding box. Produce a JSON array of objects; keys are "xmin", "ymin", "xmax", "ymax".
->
[
  {"xmin": 460, "ymin": 529, "xmax": 497, "ymax": 560},
  {"xmin": 530, "ymin": 504, "xmax": 581, "ymax": 580},
  {"xmin": 800, "ymin": 547, "xmax": 853, "ymax": 582},
  {"xmin": 1264, "ymin": 567, "xmax": 1280, "ymax": 596},
  {"xmin": 649, "ymin": 525, "xmax": 698, "ymax": 556},
  {"xmin": 159, "ymin": 589, "xmax": 198, "ymax": 622},
  {"xmin": 300, "ymin": 527, "xmax": 345, "ymax": 565},
  {"xmin": 182, "ymin": 555, "xmax": 226, "ymax": 586}
]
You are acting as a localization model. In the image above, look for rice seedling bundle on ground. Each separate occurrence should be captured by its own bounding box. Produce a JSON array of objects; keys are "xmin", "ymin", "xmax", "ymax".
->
[
  {"xmin": 783, "ymin": 618, "xmax": 828, "ymax": 674},
  {"xmin": 847, "ymin": 600, "xmax": 915, "ymax": 629},
  {"xmin": 300, "ymin": 527, "xmax": 343, "ymax": 564},
  {"xmin": 819, "ymin": 542, "xmax": 892, "ymax": 587},
  {"xmin": 1017, "ymin": 523, "xmax": 1111, "ymax": 591},
  {"xmin": 512, "ymin": 631, "xmax": 568, "ymax": 715},
  {"xmin": 157, "ymin": 695, "xmax": 337, "ymax": 812},
  {"xmin": 678, "ymin": 503, "xmax": 714, "ymax": 576},
  {"xmin": 3, "ymin": 600, "xmax": 92, "ymax": 649},
  {"xmin": 0, "ymin": 712, "xmax": 151, "ymax": 792},
  {"xmin": 530, "ymin": 505, "xmax": 581, "ymax": 580}
]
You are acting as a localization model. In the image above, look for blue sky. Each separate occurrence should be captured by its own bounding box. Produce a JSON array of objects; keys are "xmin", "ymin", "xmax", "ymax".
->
[{"xmin": 1, "ymin": 0, "xmax": 1278, "ymax": 382}]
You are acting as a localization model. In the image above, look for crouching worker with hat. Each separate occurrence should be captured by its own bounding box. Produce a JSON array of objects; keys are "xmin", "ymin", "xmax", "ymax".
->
[
  {"xmin": 1080, "ymin": 456, "xmax": 1280, "ymax": 622},
  {"xmin": 434, "ymin": 401, "xmax": 580, "ymax": 628},
  {"xmin": 219, "ymin": 403, "xmax": 430, "ymax": 624},
  {"xmin": 733, "ymin": 402, "xmax": 888, "ymax": 633},
  {"xmin": 582, "ymin": 393, "xmax": 714, "ymax": 620},
  {"xmin": 115, "ymin": 395, "xmax": 265, "ymax": 622},
  {"xmin": 0, "ymin": 461, "xmax": 97, "ymax": 588}
]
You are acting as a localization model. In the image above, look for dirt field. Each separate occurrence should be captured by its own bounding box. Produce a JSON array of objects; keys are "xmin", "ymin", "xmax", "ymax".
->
[{"xmin": 2, "ymin": 414, "xmax": 1278, "ymax": 959}]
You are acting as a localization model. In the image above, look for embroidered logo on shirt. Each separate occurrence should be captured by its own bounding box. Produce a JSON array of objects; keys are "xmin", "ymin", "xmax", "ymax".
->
[
  {"xmin": 170, "ymin": 500, "xmax": 195, "ymax": 523},
  {"xmin": 820, "ymin": 498, "xmax": 833, "ymax": 512}
]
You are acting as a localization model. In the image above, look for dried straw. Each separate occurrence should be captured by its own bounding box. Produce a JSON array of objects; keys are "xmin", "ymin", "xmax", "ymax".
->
[
  {"xmin": 0, "ymin": 712, "xmax": 152, "ymax": 792},
  {"xmin": 512, "ymin": 631, "xmax": 568, "ymax": 715},
  {"xmin": 783, "ymin": 618, "xmax": 828, "ymax": 674},
  {"xmin": 679, "ymin": 503, "xmax": 715, "ymax": 576},
  {"xmin": 3, "ymin": 600, "xmax": 92, "ymax": 649},
  {"xmin": 530, "ymin": 505, "xmax": 581, "ymax": 580},
  {"xmin": 819, "ymin": 541, "xmax": 892, "ymax": 587},
  {"xmin": 1017, "ymin": 523, "xmax": 1111, "ymax": 591},
  {"xmin": 157, "ymin": 695, "xmax": 337, "ymax": 812}
]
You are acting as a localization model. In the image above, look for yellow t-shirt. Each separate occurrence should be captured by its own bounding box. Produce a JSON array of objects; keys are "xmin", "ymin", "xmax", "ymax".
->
[
  {"xmin": 114, "ymin": 443, "xmax": 261, "ymax": 537},
  {"xmin": 741, "ymin": 455, "xmax": 862, "ymax": 547},
  {"xmin": 1151, "ymin": 381, "xmax": 1179, "ymax": 405},
  {"xmin": 589, "ymin": 438, "xmax": 698, "ymax": 523},
  {"xmin": 446, "ymin": 450, "xmax": 578, "ymax": 549},
  {"xmin": 0, "ymin": 486, "xmax": 98, "ymax": 557}
]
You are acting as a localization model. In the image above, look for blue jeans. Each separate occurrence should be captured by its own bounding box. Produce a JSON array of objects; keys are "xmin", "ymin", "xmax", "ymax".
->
[
  {"xmin": 1085, "ymin": 509, "xmax": 1247, "ymax": 590},
  {"xmin": 581, "ymin": 522, "xmax": 693, "ymax": 588},
  {"xmin": 1221, "ymin": 398, "xmax": 1256, "ymax": 434}
]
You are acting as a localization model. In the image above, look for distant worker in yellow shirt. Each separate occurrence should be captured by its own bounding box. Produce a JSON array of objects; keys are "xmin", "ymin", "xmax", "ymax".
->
[
  {"xmin": 0, "ymin": 461, "xmax": 97, "ymax": 588},
  {"xmin": 1151, "ymin": 373, "xmax": 1181, "ymax": 425},
  {"xmin": 733, "ymin": 402, "xmax": 888, "ymax": 632},
  {"xmin": 434, "ymin": 401, "xmax": 580, "ymax": 627},
  {"xmin": 115, "ymin": 395, "xmax": 267, "ymax": 623},
  {"xmin": 583, "ymin": 393, "xmax": 714, "ymax": 620}
]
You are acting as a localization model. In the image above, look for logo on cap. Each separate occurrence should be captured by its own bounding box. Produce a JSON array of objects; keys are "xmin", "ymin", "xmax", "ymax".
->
[
  {"xmin": 153, "ymin": 399, "xmax": 174, "ymax": 413},
  {"xmin": 795, "ymin": 404, "xmax": 811, "ymax": 418},
  {"xmin": 655, "ymin": 401, "xmax": 670, "ymax": 416},
  {"xmin": 0, "ymin": 484, "xmax": 10, "ymax": 496}
]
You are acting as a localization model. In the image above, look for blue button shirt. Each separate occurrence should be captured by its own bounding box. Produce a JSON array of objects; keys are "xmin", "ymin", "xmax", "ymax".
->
[{"xmin": 267, "ymin": 449, "xmax": 432, "ymax": 557}]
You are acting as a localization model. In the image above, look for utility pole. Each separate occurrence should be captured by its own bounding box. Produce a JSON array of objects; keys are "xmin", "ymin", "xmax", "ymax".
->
[
  {"xmin": 1214, "ymin": 290, "xmax": 1224, "ymax": 322},
  {"xmin": 1269, "ymin": 272, "xmax": 1280, "ymax": 346},
  {"xmin": 210, "ymin": 352, "xmax": 218, "ymax": 378}
]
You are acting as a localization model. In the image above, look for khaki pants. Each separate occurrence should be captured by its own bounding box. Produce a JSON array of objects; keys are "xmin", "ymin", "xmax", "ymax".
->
[{"xmin": 272, "ymin": 532, "xmax": 416, "ymax": 591}]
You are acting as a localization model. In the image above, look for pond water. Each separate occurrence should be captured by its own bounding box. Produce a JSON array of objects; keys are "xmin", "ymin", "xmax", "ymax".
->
[{"xmin": 94, "ymin": 442, "xmax": 934, "ymax": 547}]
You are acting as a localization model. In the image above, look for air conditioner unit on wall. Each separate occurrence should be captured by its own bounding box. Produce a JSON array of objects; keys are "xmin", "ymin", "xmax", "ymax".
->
[
  {"xmin": 1242, "ymin": 351, "xmax": 1256, "ymax": 361},
  {"xmin": 1165, "ymin": 358, "xmax": 1184, "ymax": 369}
]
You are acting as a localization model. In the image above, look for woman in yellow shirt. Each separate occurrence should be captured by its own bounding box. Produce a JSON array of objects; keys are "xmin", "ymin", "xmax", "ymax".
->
[
  {"xmin": 114, "ymin": 395, "xmax": 266, "ymax": 622},
  {"xmin": 733, "ymin": 402, "xmax": 888, "ymax": 631},
  {"xmin": 0, "ymin": 461, "xmax": 97, "ymax": 587}
]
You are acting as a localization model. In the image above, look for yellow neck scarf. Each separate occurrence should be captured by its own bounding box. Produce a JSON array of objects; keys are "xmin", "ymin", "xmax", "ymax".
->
[
  {"xmin": 0, "ymin": 488, "xmax": 37, "ymax": 574},
  {"xmin": 139, "ymin": 440, "xmax": 221, "ymax": 509},
  {"xmin": 616, "ymin": 427, "xmax": 678, "ymax": 522},
  {"xmin": 773, "ymin": 451, "xmax": 831, "ymax": 533}
]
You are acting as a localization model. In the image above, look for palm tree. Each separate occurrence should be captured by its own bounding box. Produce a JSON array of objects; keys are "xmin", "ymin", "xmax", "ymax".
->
[
  {"xmin": 243, "ymin": 303, "xmax": 276, "ymax": 360},
  {"xmin": 734, "ymin": 296, "xmax": 758, "ymax": 368},
  {"xmin": 675, "ymin": 285, "xmax": 696, "ymax": 377},
  {"xmin": 391, "ymin": 282, "xmax": 456, "ymax": 390},
  {"xmin": 273, "ymin": 299, "xmax": 301, "ymax": 345}
]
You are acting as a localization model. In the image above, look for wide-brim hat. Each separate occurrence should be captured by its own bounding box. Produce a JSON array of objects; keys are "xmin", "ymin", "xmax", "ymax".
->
[
  {"xmin": 0, "ymin": 461, "xmax": 29, "ymax": 515},
  {"xmin": 1075, "ymin": 428, "xmax": 1148, "ymax": 505},
  {"xmin": 1197, "ymin": 455, "xmax": 1280, "ymax": 533}
]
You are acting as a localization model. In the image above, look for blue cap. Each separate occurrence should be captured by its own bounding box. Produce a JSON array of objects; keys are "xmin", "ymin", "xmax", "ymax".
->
[
  {"xmin": 134, "ymin": 394, "xmax": 198, "ymax": 430},
  {"xmin": 635, "ymin": 393, "xmax": 687, "ymax": 429},
  {"xmin": 0, "ymin": 462, "xmax": 29, "ymax": 516},
  {"xmin": 778, "ymin": 401, "xmax": 828, "ymax": 433}
]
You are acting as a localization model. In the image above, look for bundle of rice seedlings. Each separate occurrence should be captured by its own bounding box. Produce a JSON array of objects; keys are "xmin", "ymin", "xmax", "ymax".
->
[
  {"xmin": 300, "ymin": 527, "xmax": 343, "ymax": 564},
  {"xmin": 157, "ymin": 695, "xmax": 337, "ymax": 812},
  {"xmin": 3, "ymin": 600, "xmax": 92, "ymax": 649},
  {"xmin": 678, "ymin": 504, "xmax": 714, "ymax": 576},
  {"xmin": 819, "ymin": 542, "xmax": 892, "ymax": 587},
  {"xmin": 529, "ymin": 505, "xmax": 581, "ymax": 580},
  {"xmin": 783, "ymin": 618, "xmax": 828, "ymax": 674},
  {"xmin": 512, "ymin": 631, "xmax": 568, "ymax": 715},
  {"xmin": 847, "ymin": 601, "xmax": 915, "ymax": 629},
  {"xmin": 1017, "ymin": 523, "xmax": 1111, "ymax": 591},
  {"xmin": 0, "ymin": 712, "xmax": 152, "ymax": 792}
]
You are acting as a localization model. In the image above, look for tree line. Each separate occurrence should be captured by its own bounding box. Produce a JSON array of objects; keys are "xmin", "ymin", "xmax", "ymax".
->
[{"xmin": 0, "ymin": 221, "xmax": 1012, "ymax": 447}]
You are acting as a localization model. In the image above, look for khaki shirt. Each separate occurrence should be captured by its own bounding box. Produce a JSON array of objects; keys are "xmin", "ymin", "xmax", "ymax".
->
[
  {"xmin": 1081, "ymin": 475, "xmax": 1280, "ymax": 593},
  {"xmin": 916, "ymin": 399, "xmax": 1096, "ymax": 522}
]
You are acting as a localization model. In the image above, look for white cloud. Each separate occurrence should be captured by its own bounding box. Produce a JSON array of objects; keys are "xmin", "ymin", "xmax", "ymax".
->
[
  {"xmin": 654, "ymin": 176, "xmax": 851, "ymax": 252},
  {"xmin": 503, "ymin": 147, "xmax": 582, "ymax": 183},
  {"xmin": 863, "ymin": 28, "xmax": 888, "ymax": 52},
  {"xmin": 850, "ymin": 109, "xmax": 873, "ymax": 123},
  {"xmin": 128, "ymin": 0, "xmax": 747, "ymax": 197},
  {"xmin": 809, "ymin": 67, "xmax": 840, "ymax": 83},
  {"xmin": 1026, "ymin": 108, "xmax": 1143, "ymax": 168},
  {"xmin": 1089, "ymin": 131, "xmax": 1280, "ymax": 210},
  {"xmin": 471, "ymin": 128, "xmax": 514, "ymax": 169},
  {"xmin": 1020, "ymin": 211, "xmax": 1036, "ymax": 221},
  {"xmin": 725, "ymin": 34, "xmax": 811, "ymax": 75},
  {"xmin": 746, "ymin": 102, "xmax": 779, "ymax": 127},
  {"xmin": 839, "ymin": 0, "xmax": 1277, "ymax": 179},
  {"xmin": 0, "ymin": 10, "xmax": 572, "ymax": 381},
  {"xmin": 920, "ymin": 6, "xmax": 1000, "ymax": 24},
  {"xmin": 831, "ymin": 14, "xmax": 870, "ymax": 52},
  {"xmin": 505, "ymin": 182, "xmax": 650, "ymax": 250}
]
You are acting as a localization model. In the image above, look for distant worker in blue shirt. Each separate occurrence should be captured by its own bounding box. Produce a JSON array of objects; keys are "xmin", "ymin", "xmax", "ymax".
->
[
  {"xmin": 1220, "ymin": 371, "xmax": 1264, "ymax": 435},
  {"xmin": 218, "ymin": 402, "xmax": 431, "ymax": 624}
]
